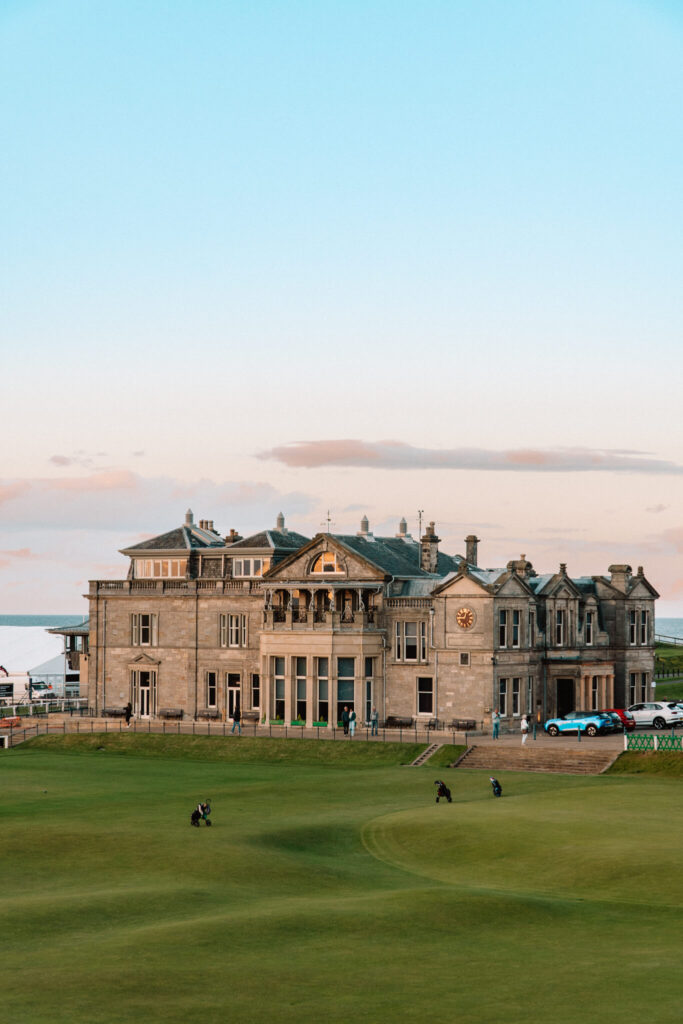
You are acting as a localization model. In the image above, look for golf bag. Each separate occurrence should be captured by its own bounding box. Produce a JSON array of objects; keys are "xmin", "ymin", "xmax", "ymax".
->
[
  {"xmin": 434, "ymin": 780, "xmax": 452, "ymax": 803},
  {"xmin": 490, "ymin": 777, "xmax": 502, "ymax": 798},
  {"xmin": 191, "ymin": 801, "xmax": 212, "ymax": 827}
]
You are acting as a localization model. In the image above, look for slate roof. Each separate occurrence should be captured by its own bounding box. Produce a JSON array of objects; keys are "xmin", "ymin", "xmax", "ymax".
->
[
  {"xmin": 122, "ymin": 524, "xmax": 224, "ymax": 553},
  {"xmin": 332, "ymin": 535, "xmax": 462, "ymax": 579},
  {"xmin": 228, "ymin": 529, "xmax": 310, "ymax": 552},
  {"xmin": 47, "ymin": 620, "xmax": 90, "ymax": 637}
]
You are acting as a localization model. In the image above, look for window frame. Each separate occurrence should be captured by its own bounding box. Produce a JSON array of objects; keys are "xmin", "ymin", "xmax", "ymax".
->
[{"xmin": 417, "ymin": 676, "xmax": 434, "ymax": 715}]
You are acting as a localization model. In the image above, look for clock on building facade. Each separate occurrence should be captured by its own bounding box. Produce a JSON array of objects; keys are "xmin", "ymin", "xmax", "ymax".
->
[{"xmin": 456, "ymin": 607, "xmax": 475, "ymax": 629}]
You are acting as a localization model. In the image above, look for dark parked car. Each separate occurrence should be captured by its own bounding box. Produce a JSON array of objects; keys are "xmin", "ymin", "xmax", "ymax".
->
[{"xmin": 600, "ymin": 708, "xmax": 635, "ymax": 732}]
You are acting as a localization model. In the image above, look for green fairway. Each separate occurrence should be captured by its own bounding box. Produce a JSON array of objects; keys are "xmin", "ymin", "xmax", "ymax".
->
[{"xmin": 2, "ymin": 737, "xmax": 682, "ymax": 1024}]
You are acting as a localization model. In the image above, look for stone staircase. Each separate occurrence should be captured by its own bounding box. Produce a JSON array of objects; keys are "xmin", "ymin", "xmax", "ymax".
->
[
  {"xmin": 454, "ymin": 744, "xmax": 618, "ymax": 775},
  {"xmin": 408, "ymin": 742, "xmax": 442, "ymax": 767}
]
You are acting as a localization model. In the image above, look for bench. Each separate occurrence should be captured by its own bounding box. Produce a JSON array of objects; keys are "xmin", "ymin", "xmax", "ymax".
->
[
  {"xmin": 448, "ymin": 718, "xmax": 477, "ymax": 731},
  {"xmin": 384, "ymin": 716, "xmax": 414, "ymax": 729},
  {"xmin": 159, "ymin": 708, "xmax": 184, "ymax": 720},
  {"xmin": 103, "ymin": 707, "xmax": 126, "ymax": 718},
  {"xmin": 196, "ymin": 708, "xmax": 221, "ymax": 720}
]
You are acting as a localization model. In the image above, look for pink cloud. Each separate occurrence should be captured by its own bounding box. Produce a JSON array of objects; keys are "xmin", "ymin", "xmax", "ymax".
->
[
  {"xmin": 0, "ymin": 481, "xmax": 30, "ymax": 505},
  {"xmin": 0, "ymin": 547, "xmax": 39, "ymax": 560},
  {"xmin": 259, "ymin": 440, "xmax": 683, "ymax": 475}
]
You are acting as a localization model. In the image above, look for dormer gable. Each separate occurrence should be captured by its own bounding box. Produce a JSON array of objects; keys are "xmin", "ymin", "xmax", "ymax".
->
[
  {"xmin": 263, "ymin": 533, "xmax": 386, "ymax": 583},
  {"xmin": 432, "ymin": 567, "xmax": 493, "ymax": 598},
  {"xmin": 493, "ymin": 572, "xmax": 535, "ymax": 598}
]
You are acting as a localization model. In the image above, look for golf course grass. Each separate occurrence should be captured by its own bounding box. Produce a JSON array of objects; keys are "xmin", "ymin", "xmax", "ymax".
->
[{"xmin": 2, "ymin": 735, "xmax": 682, "ymax": 1023}]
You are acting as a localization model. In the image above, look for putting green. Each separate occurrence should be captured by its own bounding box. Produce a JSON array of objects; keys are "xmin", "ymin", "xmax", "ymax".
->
[{"xmin": 362, "ymin": 779, "xmax": 683, "ymax": 905}]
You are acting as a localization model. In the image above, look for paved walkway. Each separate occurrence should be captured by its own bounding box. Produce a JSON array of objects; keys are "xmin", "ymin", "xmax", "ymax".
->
[{"xmin": 2, "ymin": 714, "xmax": 632, "ymax": 752}]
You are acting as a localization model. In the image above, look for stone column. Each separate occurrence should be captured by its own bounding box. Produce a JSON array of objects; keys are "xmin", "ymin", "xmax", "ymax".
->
[
  {"xmin": 284, "ymin": 656, "xmax": 293, "ymax": 725},
  {"xmin": 306, "ymin": 660, "xmax": 315, "ymax": 728}
]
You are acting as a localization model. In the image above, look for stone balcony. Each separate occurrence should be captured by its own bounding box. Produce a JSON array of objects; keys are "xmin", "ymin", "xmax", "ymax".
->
[{"xmin": 262, "ymin": 608, "xmax": 381, "ymax": 631}]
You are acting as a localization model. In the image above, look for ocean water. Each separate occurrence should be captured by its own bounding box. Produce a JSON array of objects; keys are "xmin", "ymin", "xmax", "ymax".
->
[
  {"xmin": 0, "ymin": 615, "xmax": 85, "ymax": 628},
  {"xmin": 656, "ymin": 618, "xmax": 683, "ymax": 641}
]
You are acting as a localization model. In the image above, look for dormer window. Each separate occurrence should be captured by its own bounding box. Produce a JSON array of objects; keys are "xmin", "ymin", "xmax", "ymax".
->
[
  {"xmin": 233, "ymin": 558, "xmax": 270, "ymax": 578},
  {"xmin": 312, "ymin": 552, "xmax": 342, "ymax": 574},
  {"xmin": 135, "ymin": 558, "xmax": 187, "ymax": 579}
]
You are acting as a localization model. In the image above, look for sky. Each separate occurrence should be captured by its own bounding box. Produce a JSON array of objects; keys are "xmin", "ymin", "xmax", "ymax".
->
[{"xmin": 1, "ymin": 0, "xmax": 682, "ymax": 614}]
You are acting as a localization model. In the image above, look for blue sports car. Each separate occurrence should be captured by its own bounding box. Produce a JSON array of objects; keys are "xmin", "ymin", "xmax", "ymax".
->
[{"xmin": 544, "ymin": 711, "xmax": 617, "ymax": 737}]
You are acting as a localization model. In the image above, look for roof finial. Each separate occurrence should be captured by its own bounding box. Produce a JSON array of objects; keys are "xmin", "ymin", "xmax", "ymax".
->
[
  {"xmin": 185, "ymin": 508, "xmax": 194, "ymax": 526},
  {"xmin": 276, "ymin": 511, "xmax": 285, "ymax": 530}
]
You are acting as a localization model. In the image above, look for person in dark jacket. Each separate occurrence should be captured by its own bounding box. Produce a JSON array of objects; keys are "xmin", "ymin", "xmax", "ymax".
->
[
  {"xmin": 342, "ymin": 706, "xmax": 350, "ymax": 735},
  {"xmin": 124, "ymin": 702, "xmax": 133, "ymax": 728},
  {"xmin": 231, "ymin": 705, "xmax": 241, "ymax": 735},
  {"xmin": 434, "ymin": 780, "xmax": 452, "ymax": 803}
]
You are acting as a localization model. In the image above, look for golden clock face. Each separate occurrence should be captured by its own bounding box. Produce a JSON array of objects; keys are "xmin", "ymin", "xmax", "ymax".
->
[{"xmin": 456, "ymin": 607, "xmax": 475, "ymax": 630}]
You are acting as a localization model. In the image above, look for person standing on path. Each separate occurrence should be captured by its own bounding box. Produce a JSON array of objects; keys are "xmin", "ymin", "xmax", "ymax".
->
[
  {"xmin": 342, "ymin": 706, "xmax": 350, "ymax": 735},
  {"xmin": 521, "ymin": 715, "xmax": 529, "ymax": 745},
  {"xmin": 231, "ymin": 705, "xmax": 242, "ymax": 735},
  {"xmin": 124, "ymin": 702, "xmax": 133, "ymax": 728},
  {"xmin": 370, "ymin": 707, "xmax": 379, "ymax": 736},
  {"xmin": 492, "ymin": 709, "xmax": 500, "ymax": 739},
  {"xmin": 349, "ymin": 708, "xmax": 357, "ymax": 737}
]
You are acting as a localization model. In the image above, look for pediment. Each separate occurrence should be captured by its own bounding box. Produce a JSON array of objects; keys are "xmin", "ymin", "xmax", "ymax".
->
[
  {"xmin": 433, "ymin": 571, "xmax": 491, "ymax": 598},
  {"xmin": 264, "ymin": 534, "xmax": 385, "ymax": 583},
  {"xmin": 539, "ymin": 575, "xmax": 581, "ymax": 599},
  {"xmin": 629, "ymin": 579, "xmax": 659, "ymax": 600},
  {"xmin": 495, "ymin": 574, "xmax": 533, "ymax": 597},
  {"xmin": 128, "ymin": 652, "xmax": 160, "ymax": 666}
]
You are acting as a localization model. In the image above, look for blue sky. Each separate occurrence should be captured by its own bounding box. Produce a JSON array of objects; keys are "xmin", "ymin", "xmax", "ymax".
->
[{"xmin": 1, "ymin": 0, "xmax": 682, "ymax": 612}]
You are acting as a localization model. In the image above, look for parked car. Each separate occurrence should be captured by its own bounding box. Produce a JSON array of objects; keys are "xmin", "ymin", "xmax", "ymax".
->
[
  {"xmin": 627, "ymin": 702, "xmax": 683, "ymax": 729},
  {"xmin": 600, "ymin": 708, "xmax": 636, "ymax": 732},
  {"xmin": 544, "ymin": 711, "xmax": 617, "ymax": 737}
]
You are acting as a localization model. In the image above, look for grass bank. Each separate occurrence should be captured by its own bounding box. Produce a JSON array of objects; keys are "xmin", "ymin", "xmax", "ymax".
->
[
  {"xmin": 12, "ymin": 732, "xmax": 461, "ymax": 767},
  {"xmin": 3, "ymin": 745, "xmax": 682, "ymax": 1024},
  {"xmin": 608, "ymin": 750, "xmax": 683, "ymax": 776}
]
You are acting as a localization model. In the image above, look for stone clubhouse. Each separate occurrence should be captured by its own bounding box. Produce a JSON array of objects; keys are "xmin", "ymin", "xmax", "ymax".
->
[{"xmin": 84, "ymin": 510, "xmax": 657, "ymax": 729}]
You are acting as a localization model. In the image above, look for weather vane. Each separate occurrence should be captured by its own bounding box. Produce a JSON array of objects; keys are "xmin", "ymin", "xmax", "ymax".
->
[
  {"xmin": 417, "ymin": 509, "xmax": 424, "ymax": 540},
  {"xmin": 321, "ymin": 510, "xmax": 334, "ymax": 534}
]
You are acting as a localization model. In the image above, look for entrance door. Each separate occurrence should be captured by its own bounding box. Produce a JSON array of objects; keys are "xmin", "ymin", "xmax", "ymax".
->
[
  {"xmin": 227, "ymin": 673, "xmax": 241, "ymax": 717},
  {"xmin": 137, "ymin": 670, "xmax": 156, "ymax": 717},
  {"xmin": 556, "ymin": 678, "xmax": 575, "ymax": 717}
]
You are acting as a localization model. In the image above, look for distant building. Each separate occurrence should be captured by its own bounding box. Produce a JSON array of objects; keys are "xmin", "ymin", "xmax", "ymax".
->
[
  {"xmin": 87, "ymin": 510, "xmax": 657, "ymax": 725},
  {"xmin": 46, "ymin": 621, "xmax": 90, "ymax": 699}
]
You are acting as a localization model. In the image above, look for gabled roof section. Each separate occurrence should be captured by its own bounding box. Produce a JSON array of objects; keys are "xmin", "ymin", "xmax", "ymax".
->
[
  {"xmin": 332, "ymin": 535, "xmax": 426, "ymax": 577},
  {"xmin": 432, "ymin": 566, "xmax": 496, "ymax": 596},
  {"xmin": 121, "ymin": 523, "xmax": 224, "ymax": 554},
  {"xmin": 494, "ymin": 572, "xmax": 535, "ymax": 596},
  {"xmin": 533, "ymin": 571, "xmax": 582, "ymax": 599}
]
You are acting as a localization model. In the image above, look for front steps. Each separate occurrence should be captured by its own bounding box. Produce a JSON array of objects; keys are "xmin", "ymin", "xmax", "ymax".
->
[
  {"xmin": 454, "ymin": 744, "xmax": 618, "ymax": 775},
  {"xmin": 409, "ymin": 742, "xmax": 442, "ymax": 766}
]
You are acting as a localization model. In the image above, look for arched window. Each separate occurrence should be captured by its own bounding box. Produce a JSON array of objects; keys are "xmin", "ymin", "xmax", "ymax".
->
[{"xmin": 311, "ymin": 552, "xmax": 343, "ymax": 574}]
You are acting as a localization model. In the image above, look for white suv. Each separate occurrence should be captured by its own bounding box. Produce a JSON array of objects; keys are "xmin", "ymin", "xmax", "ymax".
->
[{"xmin": 627, "ymin": 702, "xmax": 683, "ymax": 729}]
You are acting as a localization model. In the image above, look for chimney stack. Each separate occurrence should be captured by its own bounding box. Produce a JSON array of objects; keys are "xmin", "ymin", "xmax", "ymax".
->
[
  {"xmin": 421, "ymin": 521, "xmax": 440, "ymax": 573},
  {"xmin": 396, "ymin": 517, "xmax": 408, "ymax": 539},
  {"xmin": 465, "ymin": 534, "xmax": 480, "ymax": 566},
  {"xmin": 358, "ymin": 515, "xmax": 370, "ymax": 537},
  {"xmin": 276, "ymin": 512, "xmax": 285, "ymax": 532},
  {"xmin": 185, "ymin": 508, "xmax": 194, "ymax": 526},
  {"xmin": 609, "ymin": 564, "xmax": 632, "ymax": 592}
]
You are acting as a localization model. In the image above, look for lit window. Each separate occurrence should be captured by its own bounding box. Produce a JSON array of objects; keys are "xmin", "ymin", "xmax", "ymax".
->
[{"xmin": 311, "ymin": 552, "xmax": 343, "ymax": 574}]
